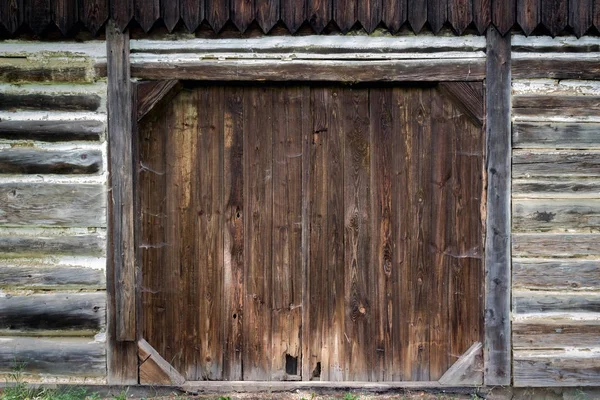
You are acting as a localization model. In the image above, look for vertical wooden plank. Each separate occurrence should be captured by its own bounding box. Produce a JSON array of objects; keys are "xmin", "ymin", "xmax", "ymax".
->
[
  {"xmin": 106, "ymin": 20, "xmax": 137, "ymax": 384},
  {"xmin": 492, "ymin": 0, "xmax": 515, "ymax": 35},
  {"xmin": 358, "ymin": 0, "xmax": 382, "ymax": 33},
  {"xmin": 408, "ymin": 0, "xmax": 427, "ymax": 33},
  {"xmin": 231, "ymin": 0, "xmax": 253, "ymax": 32},
  {"xmin": 80, "ymin": 0, "xmax": 109, "ymax": 35},
  {"xmin": 134, "ymin": 0, "xmax": 158, "ymax": 31},
  {"xmin": 343, "ymin": 88, "xmax": 371, "ymax": 381},
  {"xmin": 206, "ymin": 0, "xmax": 228, "ymax": 32},
  {"xmin": 595, "ymin": 0, "xmax": 600, "ymax": 31},
  {"xmin": 334, "ymin": 0, "xmax": 356, "ymax": 33},
  {"xmin": 307, "ymin": 0, "xmax": 330, "ymax": 32},
  {"xmin": 160, "ymin": 0, "xmax": 180, "ymax": 31},
  {"xmin": 449, "ymin": 0, "xmax": 473, "ymax": 34},
  {"xmin": 180, "ymin": 0, "xmax": 203, "ymax": 31},
  {"xmin": 0, "ymin": 0, "xmax": 23, "ymax": 33},
  {"xmin": 382, "ymin": 0, "xmax": 406, "ymax": 31},
  {"xmin": 281, "ymin": 0, "xmax": 305, "ymax": 33},
  {"xmin": 541, "ymin": 0, "xmax": 567, "ymax": 36},
  {"xmin": 370, "ymin": 88, "xmax": 394, "ymax": 381},
  {"xmin": 223, "ymin": 86, "xmax": 244, "ymax": 381},
  {"xmin": 473, "ymin": 0, "xmax": 491, "ymax": 34},
  {"xmin": 111, "ymin": 0, "xmax": 133, "ymax": 30},
  {"xmin": 485, "ymin": 25, "xmax": 511, "ymax": 386},
  {"xmin": 52, "ymin": 0, "xmax": 78, "ymax": 34},
  {"xmin": 428, "ymin": 0, "xmax": 447, "ymax": 33},
  {"xmin": 25, "ymin": 0, "xmax": 51, "ymax": 34},
  {"xmin": 517, "ymin": 0, "xmax": 540, "ymax": 35},
  {"xmin": 196, "ymin": 86, "xmax": 224, "ymax": 380},
  {"xmin": 243, "ymin": 87, "xmax": 273, "ymax": 381},
  {"xmin": 256, "ymin": 0, "xmax": 279, "ymax": 32},
  {"xmin": 271, "ymin": 87, "xmax": 303, "ymax": 380},
  {"xmin": 569, "ymin": 0, "xmax": 593, "ymax": 37}
]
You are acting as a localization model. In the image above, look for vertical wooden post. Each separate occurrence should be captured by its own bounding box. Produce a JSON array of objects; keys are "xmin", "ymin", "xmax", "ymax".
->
[
  {"xmin": 106, "ymin": 19, "xmax": 138, "ymax": 384},
  {"xmin": 484, "ymin": 26, "xmax": 512, "ymax": 386}
]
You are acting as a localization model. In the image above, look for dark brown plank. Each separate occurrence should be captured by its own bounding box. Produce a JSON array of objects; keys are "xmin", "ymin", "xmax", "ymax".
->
[
  {"xmin": 180, "ymin": 0, "xmax": 203, "ymax": 31},
  {"xmin": 541, "ymin": 0, "xmax": 568, "ymax": 36},
  {"xmin": 242, "ymin": 86, "xmax": 273, "ymax": 381},
  {"xmin": 0, "ymin": 147, "xmax": 102, "ymax": 174},
  {"xmin": 231, "ymin": 0, "xmax": 253, "ymax": 32},
  {"xmin": 206, "ymin": 0, "xmax": 228, "ymax": 32},
  {"xmin": 472, "ymin": 0, "xmax": 491, "ymax": 33},
  {"xmin": 0, "ymin": 119, "xmax": 103, "ymax": 142},
  {"xmin": 513, "ymin": 95, "xmax": 600, "ymax": 118},
  {"xmin": 0, "ymin": 93, "xmax": 101, "ymax": 112},
  {"xmin": 256, "ymin": 0, "xmax": 279, "ymax": 32},
  {"xmin": 358, "ymin": 0, "xmax": 382, "ymax": 33},
  {"xmin": 271, "ymin": 87, "xmax": 303, "ymax": 380},
  {"xmin": 334, "ymin": 0, "xmax": 357, "ymax": 33},
  {"xmin": 107, "ymin": 20, "xmax": 135, "ymax": 343},
  {"xmin": 25, "ymin": 0, "xmax": 51, "ymax": 34},
  {"xmin": 161, "ymin": 0, "xmax": 180, "ymax": 31},
  {"xmin": 595, "ymin": 0, "xmax": 600, "ymax": 31},
  {"xmin": 52, "ymin": 0, "xmax": 78, "ymax": 34},
  {"xmin": 517, "ymin": 0, "xmax": 540, "ymax": 35},
  {"xmin": 492, "ymin": 0, "xmax": 515, "ymax": 35},
  {"xmin": 134, "ymin": 0, "xmax": 158, "ymax": 32},
  {"xmin": 222, "ymin": 86, "xmax": 244, "ymax": 381},
  {"xmin": 111, "ymin": 0, "xmax": 133, "ymax": 30},
  {"xmin": 80, "ymin": 0, "xmax": 108, "ymax": 35},
  {"xmin": 437, "ymin": 82, "xmax": 484, "ymax": 126},
  {"xmin": 137, "ymin": 80, "xmax": 181, "ymax": 121},
  {"xmin": 281, "ymin": 0, "xmax": 305, "ymax": 33},
  {"xmin": 569, "ymin": 0, "xmax": 593, "ymax": 37},
  {"xmin": 448, "ymin": 0, "xmax": 473, "ymax": 34},
  {"xmin": 382, "ymin": 0, "xmax": 406, "ymax": 31},
  {"xmin": 0, "ymin": 0, "xmax": 23, "ymax": 33},
  {"xmin": 512, "ymin": 59, "xmax": 600, "ymax": 79},
  {"xmin": 484, "ymin": 26, "xmax": 511, "ymax": 386},
  {"xmin": 343, "ymin": 88, "xmax": 371, "ymax": 381},
  {"xmin": 307, "ymin": 0, "xmax": 330, "ymax": 32},
  {"xmin": 408, "ymin": 0, "xmax": 427, "ymax": 32},
  {"xmin": 513, "ymin": 123, "xmax": 600, "ymax": 149},
  {"xmin": 428, "ymin": 0, "xmax": 447, "ymax": 33}
]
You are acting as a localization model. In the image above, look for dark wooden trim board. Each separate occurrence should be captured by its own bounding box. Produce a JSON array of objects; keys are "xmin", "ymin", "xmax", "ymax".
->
[{"xmin": 484, "ymin": 26, "xmax": 512, "ymax": 386}]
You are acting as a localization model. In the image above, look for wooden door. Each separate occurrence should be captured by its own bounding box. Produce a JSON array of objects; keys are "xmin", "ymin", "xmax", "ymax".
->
[{"xmin": 136, "ymin": 82, "xmax": 485, "ymax": 383}]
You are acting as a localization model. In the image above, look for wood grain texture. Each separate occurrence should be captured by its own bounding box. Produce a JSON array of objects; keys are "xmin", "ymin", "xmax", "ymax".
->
[
  {"xmin": 0, "ymin": 337, "xmax": 105, "ymax": 376},
  {"xmin": 484, "ymin": 26, "xmax": 511, "ymax": 386},
  {"xmin": 408, "ymin": 0, "xmax": 427, "ymax": 33},
  {"xmin": 160, "ymin": 0, "xmax": 180, "ymax": 31},
  {"xmin": 0, "ymin": 0, "xmax": 24, "ymax": 33},
  {"xmin": 514, "ymin": 291, "xmax": 600, "ymax": 314},
  {"xmin": 25, "ymin": 0, "xmax": 50, "ymax": 35},
  {"xmin": 513, "ymin": 95, "xmax": 600, "ymax": 118},
  {"xmin": 231, "ymin": 0, "xmax": 253, "ymax": 32},
  {"xmin": 358, "ymin": 0, "xmax": 382, "ymax": 33},
  {"xmin": 428, "ymin": 0, "xmax": 447, "ymax": 33},
  {"xmin": 180, "ymin": 0, "xmax": 203, "ymax": 31},
  {"xmin": 134, "ymin": 0, "xmax": 159, "ymax": 32},
  {"xmin": 595, "ymin": 0, "xmax": 600, "ymax": 31},
  {"xmin": 513, "ymin": 179, "xmax": 600, "ymax": 198},
  {"xmin": 206, "ymin": 0, "xmax": 228, "ymax": 32},
  {"xmin": 0, "ymin": 148, "xmax": 101, "ymax": 174},
  {"xmin": 513, "ymin": 150, "xmax": 600, "ymax": 178},
  {"xmin": 437, "ymin": 82, "xmax": 484, "ymax": 126},
  {"xmin": 473, "ymin": 0, "xmax": 491, "ymax": 33},
  {"xmin": 438, "ymin": 342, "xmax": 483, "ymax": 385},
  {"xmin": 0, "ymin": 120, "xmax": 104, "ymax": 142},
  {"xmin": 281, "ymin": 0, "xmax": 305, "ymax": 33},
  {"xmin": 138, "ymin": 339, "xmax": 186, "ymax": 385},
  {"xmin": 492, "ymin": 0, "xmax": 515, "ymax": 34},
  {"xmin": 448, "ymin": 0, "xmax": 473, "ymax": 34},
  {"xmin": 569, "ymin": 0, "xmax": 593, "ymax": 37},
  {"xmin": 80, "ymin": 0, "xmax": 108, "ymax": 34},
  {"xmin": 513, "ymin": 259, "xmax": 600, "ymax": 290},
  {"xmin": 513, "ymin": 199, "xmax": 600, "ymax": 233},
  {"xmin": 51, "ymin": 0, "xmax": 77, "ymax": 34},
  {"xmin": 256, "ymin": 0, "xmax": 279, "ymax": 32},
  {"xmin": 307, "ymin": 0, "xmax": 331, "ymax": 32},
  {"xmin": 514, "ymin": 350, "xmax": 600, "ymax": 387},
  {"xmin": 0, "ymin": 292, "xmax": 105, "ymax": 332},
  {"xmin": 513, "ymin": 320, "xmax": 600, "ymax": 349},
  {"xmin": 137, "ymin": 80, "xmax": 181, "ymax": 121},
  {"xmin": 0, "ymin": 234, "xmax": 104, "ymax": 258},
  {"xmin": 0, "ymin": 93, "xmax": 100, "ymax": 112},
  {"xmin": 0, "ymin": 263, "xmax": 105, "ymax": 289},
  {"xmin": 513, "ymin": 123, "xmax": 600, "ymax": 149},
  {"xmin": 512, "ymin": 59, "xmax": 600, "ymax": 80},
  {"xmin": 517, "ymin": 0, "xmax": 540, "ymax": 35},
  {"xmin": 111, "ymin": 0, "xmax": 133, "ymax": 30},
  {"xmin": 382, "ymin": 0, "xmax": 406, "ymax": 31},
  {"xmin": 333, "ymin": 0, "xmax": 357, "ymax": 33},
  {"xmin": 541, "ymin": 0, "xmax": 568, "ymax": 36},
  {"xmin": 513, "ymin": 233, "xmax": 600, "ymax": 257}
]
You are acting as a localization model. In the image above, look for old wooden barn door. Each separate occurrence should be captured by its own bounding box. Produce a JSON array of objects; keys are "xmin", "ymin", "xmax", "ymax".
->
[{"xmin": 136, "ymin": 82, "xmax": 484, "ymax": 382}]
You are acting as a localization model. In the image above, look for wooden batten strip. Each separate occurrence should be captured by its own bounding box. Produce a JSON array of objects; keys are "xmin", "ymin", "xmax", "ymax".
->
[
  {"xmin": 138, "ymin": 339, "xmax": 186, "ymax": 385},
  {"xmin": 437, "ymin": 82, "xmax": 485, "ymax": 126},
  {"xmin": 438, "ymin": 342, "xmax": 484, "ymax": 386},
  {"xmin": 484, "ymin": 26, "xmax": 512, "ymax": 386}
]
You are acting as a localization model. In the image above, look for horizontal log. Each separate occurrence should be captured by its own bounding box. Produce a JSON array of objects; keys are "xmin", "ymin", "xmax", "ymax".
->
[
  {"xmin": 0, "ymin": 234, "xmax": 105, "ymax": 258},
  {"xmin": 512, "ymin": 59, "xmax": 600, "ymax": 80},
  {"xmin": 513, "ymin": 320, "xmax": 600, "ymax": 349},
  {"xmin": 0, "ymin": 183, "xmax": 106, "ymax": 227},
  {"xmin": 512, "ymin": 179, "xmax": 600, "ymax": 198},
  {"xmin": 0, "ymin": 120, "xmax": 104, "ymax": 142},
  {"xmin": 512, "ymin": 36, "xmax": 600, "ymax": 53},
  {"xmin": 514, "ymin": 291, "xmax": 600, "ymax": 314},
  {"xmin": 0, "ymin": 337, "xmax": 105, "ymax": 376},
  {"xmin": 0, "ymin": 263, "xmax": 105, "ymax": 289},
  {"xmin": 0, "ymin": 148, "xmax": 102, "ymax": 174},
  {"xmin": 513, "ymin": 96, "xmax": 600, "ymax": 118},
  {"xmin": 0, "ymin": 58, "xmax": 97, "ymax": 83},
  {"xmin": 514, "ymin": 349, "xmax": 600, "ymax": 387},
  {"xmin": 0, "ymin": 293, "xmax": 105, "ymax": 332},
  {"xmin": 513, "ymin": 199, "xmax": 600, "ymax": 233},
  {"xmin": 0, "ymin": 93, "xmax": 101, "ymax": 112},
  {"xmin": 131, "ymin": 59, "xmax": 486, "ymax": 82},
  {"xmin": 513, "ymin": 259, "xmax": 600, "ymax": 290},
  {"xmin": 513, "ymin": 150, "xmax": 600, "ymax": 178},
  {"xmin": 513, "ymin": 123, "xmax": 600, "ymax": 149},
  {"xmin": 512, "ymin": 233, "xmax": 600, "ymax": 258}
]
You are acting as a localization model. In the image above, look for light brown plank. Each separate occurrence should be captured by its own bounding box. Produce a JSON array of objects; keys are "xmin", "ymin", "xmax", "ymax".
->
[
  {"xmin": 514, "ymin": 350, "xmax": 600, "ymax": 387},
  {"xmin": 138, "ymin": 339, "xmax": 185, "ymax": 385},
  {"xmin": 136, "ymin": 80, "xmax": 181, "ymax": 121},
  {"xmin": 513, "ymin": 320, "xmax": 600, "ymax": 349}
]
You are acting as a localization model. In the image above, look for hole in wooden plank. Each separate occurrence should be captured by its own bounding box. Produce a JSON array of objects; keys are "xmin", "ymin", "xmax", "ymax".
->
[
  {"xmin": 285, "ymin": 354, "xmax": 298, "ymax": 376},
  {"xmin": 311, "ymin": 361, "xmax": 321, "ymax": 380}
]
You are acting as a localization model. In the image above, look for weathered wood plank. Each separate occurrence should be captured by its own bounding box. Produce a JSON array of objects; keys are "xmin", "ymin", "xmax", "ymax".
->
[
  {"xmin": 281, "ymin": 0, "xmax": 304, "ymax": 33},
  {"xmin": 514, "ymin": 291, "xmax": 600, "ymax": 314},
  {"xmin": 0, "ymin": 119, "xmax": 104, "ymax": 142},
  {"xmin": 136, "ymin": 80, "xmax": 181, "ymax": 121},
  {"xmin": 0, "ymin": 234, "xmax": 105, "ymax": 258},
  {"xmin": 0, "ymin": 183, "xmax": 105, "ymax": 227},
  {"xmin": 512, "ymin": 59, "xmax": 600, "ymax": 80},
  {"xmin": 428, "ymin": 0, "xmax": 447, "ymax": 34},
  {"xmin": 0, "ymin": 93, "xmax": 101, "ymax": 112},
  {"xmin": 0, "ymin": 148, "xmax": 102, "ymax": 174},
  {"xmin": 230, "ymin": 0, "xmax": 253, "ymax": 32},
  {"xmin": 0, "ymin": 263, "xmax": 105, "ymax": 289},
  {"xmin": 180, "ymin": 0, "xmax": 203, "ymax": 31},
  {"xmin": 358, "ymin": 0, "xmax": 382, "ymax": 33},
  {"xmin": 408, "ymin": 0, "xmax": 427, "ymax": 33},
  {"xmin": 513, "ymin": 233, "xmax": 600, "ymax": 257},
  {"xmin": 569, "ymin": 0, "xmax": 593, "ymax": 37},
  {"xmin": 541, "ymin": 0, "xmax": 568, "ymax": 36},
  {"xmin": 138, "ymin": 338, "xmax": 185, "ymax": 385},
  {"xmin": 255, "ymin": 0, "xmax": 279, "ymax": 33},
  {"xmin": 513, "ymin": 123, "xmax": 600, "ymax": 149},
  {"xmin": 134, "ymin": 0, "xmax": 159, "ymax": 32},
  {"xmin": 206, "ymin": 0, "xmax": 228, "ymax": 33},
  {"xmin": 513, "ymin": 150, "xmax": 600, "ymax": 178},
  {"xmin": 513, "ymin": 199, "xmax": 600, "ymax": 233},
  {"xmin": 107, "ymin": 21, "xmax": 135, "ymax": 343},
  {"xmin": 0, "ymin": 292, "xmax": 105, "ymax": 332},
  {"xmin": 131, "ymin": 59, "xmax": 486, "ymax": 82},
  {"xmin": 0, "ymin": 58, "xmax": 98, "ymax": 83},
  {"xmin": 79, "ymin": 0, "xmax": 108, "ymax": 35},
  {"xmin": 517, "ymin": 0, "xmax": 539, "ymax": 35},
  {"xmin": 484, "ymin": 26, "xmax": 511, "ymax": 386},
  {"xmin": 513, "ymin": 258, "xmax": 600, "ymax": 290},
  {"xmin": 437, "ymin": 82, "xmax": 484, "ymax": 126},
  {"xmin": 513, "ymin": 178, "xmax": 600, "ymax": 198},
  {"xmin": 513, "ymin": 95, "xmax": 600, "ymax": 118},
  {"xmin": 492, "ymin": 0, "xmax": 515, "ymax": 34},
  {"xmin": 0, "ymin": 0, "xmax": 24, "ymax": 34},
  {"xmin": 333, "ymin": 0, "xmax": 356, "ymax": 33},
  {"xmin": 307, "ymin": 0, "xmax": 331, "ymax": 32},
  {"xmin": 472, "ymin": 0, "xmax": 491, "ymax": 33},
  {"xmin": 513, "ymin": 320, "xmax": 600, "ymax": 349},
  {"xmin": 514, "ymin": 350, "xmax": 600, "ymax": 387},
  {"xmin": 438, "ymin": 342, "xmax": 483, "ymax": 386},
  {"xmin": 160, "ymin": 0, "xmax": 180, "ymax": 31},
  {"xmin": 448, "ymin": 0, "xmax": 473, "ymax": 34},
  {"xmin": 0, "ymin": 337, "xmax": 105, "ymax": 377}
]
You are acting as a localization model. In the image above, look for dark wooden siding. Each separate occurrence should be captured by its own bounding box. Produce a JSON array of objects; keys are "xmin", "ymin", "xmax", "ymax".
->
[{"xmin": 1, "ymin": 0, "xmax": 599, "ymax": 37}]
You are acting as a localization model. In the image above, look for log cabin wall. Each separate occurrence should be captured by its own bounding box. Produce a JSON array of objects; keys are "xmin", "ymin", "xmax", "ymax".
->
[
  {"xmin": 511, "ymin": 35, "xmax": 600, "ymax": 387},
  {"xmin": 0, "ymin": 42, "xmax": 109, "ymax": 382}
]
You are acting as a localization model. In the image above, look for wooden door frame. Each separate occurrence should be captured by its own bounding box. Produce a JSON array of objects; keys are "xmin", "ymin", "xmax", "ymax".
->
[{"xmin": 106, "ymin": 22, "xmax": 512, "ymax": 387}]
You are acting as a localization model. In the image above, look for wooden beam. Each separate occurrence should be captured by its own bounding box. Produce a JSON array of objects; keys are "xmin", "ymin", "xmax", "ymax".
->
[
  {"xmin": 106, "ymin": 20, "xmax": 138, "ymax": 385},
  {"xmin": 484, "ymin": 26, "xmax": 512, "ymax": 386},
  {"xmin": 439, "ymin": 342, "xmax": 484, "ymax": 386},
  {"xmin": 136, "ymin": 80, "xmax": 181, "ymax": 121}
]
